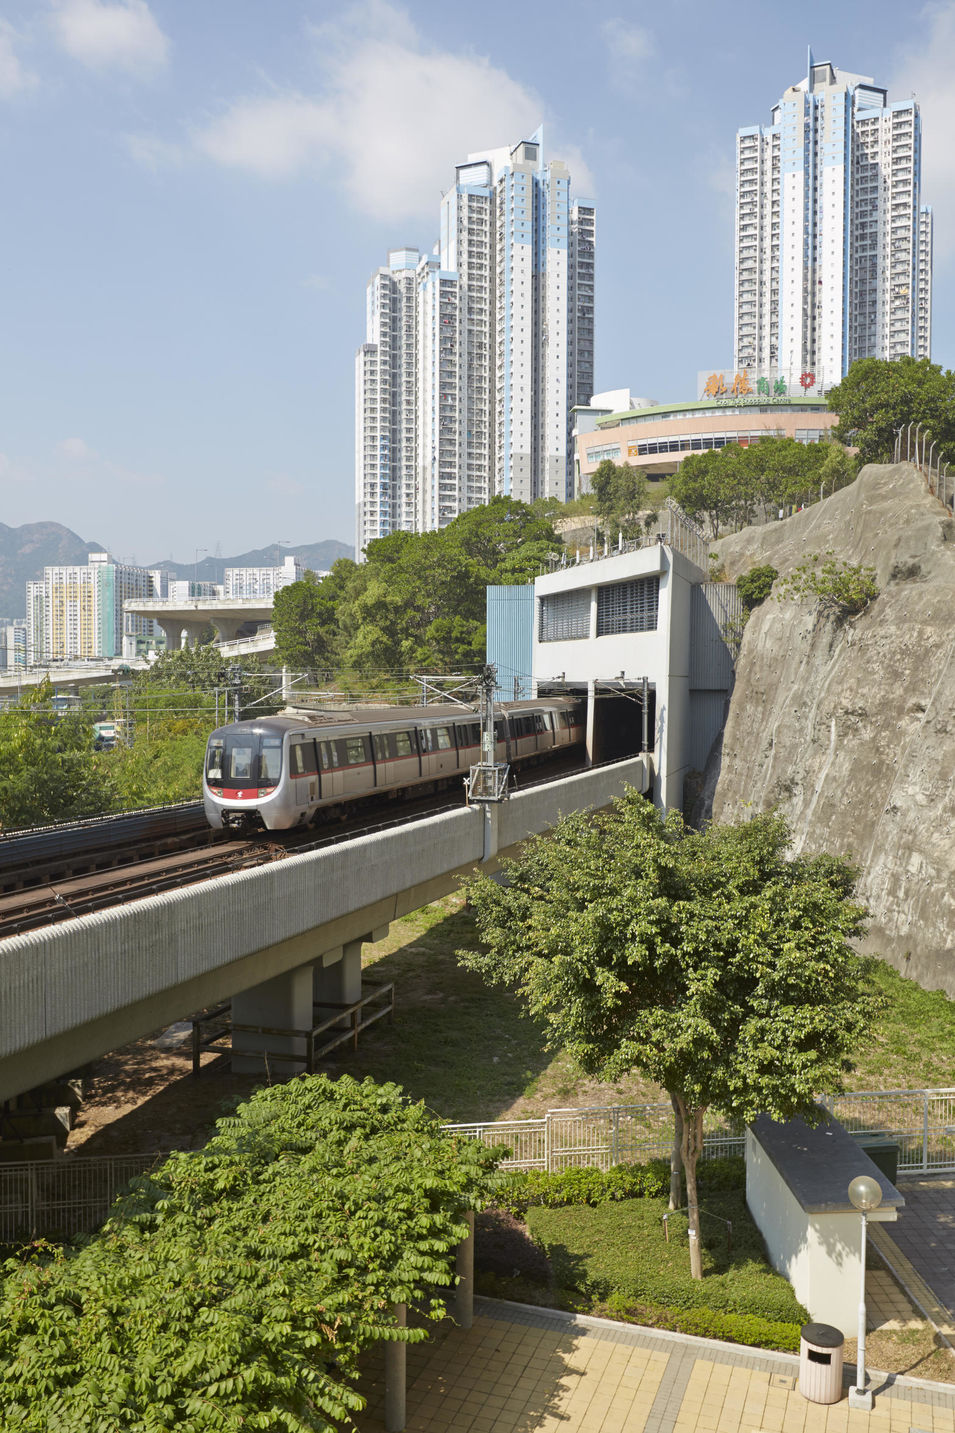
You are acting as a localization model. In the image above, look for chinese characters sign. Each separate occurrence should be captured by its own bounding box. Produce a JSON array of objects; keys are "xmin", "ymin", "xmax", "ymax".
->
[{"xmin": 698, "ymin": 368, "xmax": 827, "ymax": 401}]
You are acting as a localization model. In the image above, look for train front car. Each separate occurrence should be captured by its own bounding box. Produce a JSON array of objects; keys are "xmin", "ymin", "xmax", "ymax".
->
[{"xmin": 203, "ymin": 718, "xmax": 293, "ymax": 831}]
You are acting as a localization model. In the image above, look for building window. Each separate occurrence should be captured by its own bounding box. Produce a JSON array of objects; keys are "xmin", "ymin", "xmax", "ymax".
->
[
  {"xmin": 596, "ymin": 577, "xmax": 660, "ymax": 636},
  {"xmin": 539, "ymin": 589, "xmax": 591, "ymax": 642}
]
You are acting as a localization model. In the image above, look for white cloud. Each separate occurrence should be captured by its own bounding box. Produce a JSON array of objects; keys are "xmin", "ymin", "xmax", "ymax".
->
[
  {"xmin": 50, "ymin": 0, "xmax": 168, "ymax": 73},
  {"xmin": 893, "ymin": 3, "xmax": 955, "ymax": 260},
  {"xmin": 57, "ymin": 436, "xmax": 95, "ymax": 459},
  {"xmin": 0, "ymin": 21, "xmax": 37, "ymax": 97},
  {"xmin": 191, "ymin": 1, "xmax": 592, "ymax": 221},
  {"xmin": 302, "ymin": 273, "xmax": 332, "ymax": 291},
  {"xmin": 123, "ymin": 131, "xmax": 184, "ymax": 169},
  {"xmin": 601, "ymin": 17, "xmax": 654, "ymax": 63}
]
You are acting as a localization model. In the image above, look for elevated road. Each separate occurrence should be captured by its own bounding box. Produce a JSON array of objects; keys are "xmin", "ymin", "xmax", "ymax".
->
[{"xmin": 0, "ymin": 756, "xmax": 650, "ymax": 1102}]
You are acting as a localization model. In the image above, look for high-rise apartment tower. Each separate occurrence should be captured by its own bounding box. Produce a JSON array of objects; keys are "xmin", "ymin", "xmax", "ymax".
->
[
  {"xmin": 356, "ymin": 131, "xmax": 594, "ymax": 554},
  {"xmin": 734, "ymin": 53, "xmax": 932, "ymax": 382}
]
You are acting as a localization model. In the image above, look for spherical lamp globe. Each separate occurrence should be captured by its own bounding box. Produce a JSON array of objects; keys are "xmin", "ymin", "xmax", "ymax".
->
[{"xmin": 848, "ymin": 1174, "xmax": 883, "ymax": 1212}]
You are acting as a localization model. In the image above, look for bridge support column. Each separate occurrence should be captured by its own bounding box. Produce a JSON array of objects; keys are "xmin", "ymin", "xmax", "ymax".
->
[
  {"xmin": 156, "ymin": 620, "xmax": 185, "ymax": 650},
  {"xmin": 313, "ymin": 936, "xmax": 365, "ymax": 1030},
  {"xmin": 231, "ymin": 963, "xmax": 314, "ymax": 1075}
]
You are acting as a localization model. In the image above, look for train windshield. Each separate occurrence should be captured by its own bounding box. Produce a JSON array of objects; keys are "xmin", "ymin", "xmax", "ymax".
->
[{"xmin": 206, "ymin": 733, "xmax": 283, "ymax": 789}]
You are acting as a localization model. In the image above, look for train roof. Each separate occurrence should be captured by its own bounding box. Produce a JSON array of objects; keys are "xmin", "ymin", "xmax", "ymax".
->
[{"xmin": 211, "ymin": 696, "xmax": 582, "ymax": 740}]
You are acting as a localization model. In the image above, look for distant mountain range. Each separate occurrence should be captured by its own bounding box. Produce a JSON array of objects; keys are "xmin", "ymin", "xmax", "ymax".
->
[{"xmin": 0, "ymin": 524, "xmax": 353, "ymax": 620}]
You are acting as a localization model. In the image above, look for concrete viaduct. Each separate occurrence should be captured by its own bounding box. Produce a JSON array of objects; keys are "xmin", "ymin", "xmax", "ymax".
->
[{"xmin": 0, "ymin": 756, "xmax": 650, "ymax": 1106}]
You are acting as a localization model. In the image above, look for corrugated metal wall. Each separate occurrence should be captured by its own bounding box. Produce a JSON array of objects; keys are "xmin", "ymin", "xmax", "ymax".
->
[
  {"xmin": 689, "ymin": 582, "xmax": 741, "ymax": 691},
  {"xmin": 486, "ymin": 585, "xmax": 535, "ymax": 700}
]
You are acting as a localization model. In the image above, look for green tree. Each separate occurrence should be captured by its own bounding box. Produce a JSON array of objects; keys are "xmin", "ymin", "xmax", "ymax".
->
[
  {"xmin": 272, "ymin": 566, "xmax": 351, "ymax": 673},
  {"xmin": 459, "ymin": 796, "xmax": 876, "ymax": 1280},
  {"xmin": 590, "ymin": 459, "xmax": 649, "ymax": 541},
  {"xmin": 0, "ymin": 1075, "xmax": 500, "ymax": 1431},
  {"xmin": 0, "ymin": 682, "xmax": 116, "ymax": 830},
  {"xmin": 827, "ymin": 355, "xmax": 955, "ymax": 466},
  {"xmin": 736, "ymin": 564, "xmax": 778, "ymax": 614}
]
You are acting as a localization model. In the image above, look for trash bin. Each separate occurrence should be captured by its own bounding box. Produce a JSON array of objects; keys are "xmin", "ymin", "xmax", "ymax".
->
[
  {"xmin": 799, "ymin": 1322, "xmax": 844, "ymax": 1404},
  {"xmin": 850, "ymin": 1133, "xmax": 899, "ymax": 1184}
]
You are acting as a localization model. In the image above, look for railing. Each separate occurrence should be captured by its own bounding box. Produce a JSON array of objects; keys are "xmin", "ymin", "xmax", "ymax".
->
[
  {"xmin": 559, "ymin": 498, "xmax": 710, "ymax": 575},
  {"xmin": 444, "ymin": 1103, "xmax": 743, "ymax": 1171},
  {"xmin": 446, "ymin": 1089, "xmax": 955, "ymax": 1176},
  {"xmin": 4, "ymin": 1087, "xmax": 955, "ymax": 1246},
  {"xmin": 893, "ymin": 426, "xmax": 954, "ymax": 509},
  {"xmin": 0, "ymin": 1154, "xmax": 159, "ymax": 1244},
  {"xmin": 190, "ymin": 980, "xmax": 395, "ymax": 1077}
]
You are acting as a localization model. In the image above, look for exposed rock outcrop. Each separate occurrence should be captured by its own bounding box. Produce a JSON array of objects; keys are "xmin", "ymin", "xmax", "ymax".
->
[{"xmin": 704, "ymin": 463, "xmax": 955, "ymax": 992}]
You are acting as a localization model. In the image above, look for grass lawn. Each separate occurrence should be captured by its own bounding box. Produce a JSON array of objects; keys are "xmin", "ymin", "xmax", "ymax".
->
[
  {"xmin": 525, "ymin": 1192, "xmax": 807, "ymax": 1325},
  {"xmin": 353, "ymin": 893, "xmax": 955, "ymax": 1123}
]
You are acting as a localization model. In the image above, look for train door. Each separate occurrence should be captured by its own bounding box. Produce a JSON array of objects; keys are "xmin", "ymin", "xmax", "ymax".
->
[
  {"xmin": 289, "ymin": 738, "xmax": 319, "ymax": 807},
  {"xmin": 454, "ymin": 719, "xmax": 480, "ymax": 773},
  {"xmin": 534, "ymin": 711, "xmax": 553, "ymax": 753},
  {"xmin": 318, "ymin": 739, "xmax": 344, "ymax": 801},
  {"xmin": 373, "ymin": 728, "xmax": 419, "ymax": 789},
  {"xmin": 419, "ymin": 723, "xmax": 458, "ymax": 778},
  {"xmin": 340, "ymin": 733, "xmax": 373, "ymax": 796}
]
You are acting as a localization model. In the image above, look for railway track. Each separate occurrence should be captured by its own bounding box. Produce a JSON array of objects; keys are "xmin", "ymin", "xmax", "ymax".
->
[{"xmin": 0, "ymin": 753, "xmax": 591, "ymax": 939}]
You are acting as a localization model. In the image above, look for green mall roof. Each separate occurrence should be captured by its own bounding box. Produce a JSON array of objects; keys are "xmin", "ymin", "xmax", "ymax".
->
[{"xmin": 595, "ymin": 394, "xmax": 832, "ymax": 428}]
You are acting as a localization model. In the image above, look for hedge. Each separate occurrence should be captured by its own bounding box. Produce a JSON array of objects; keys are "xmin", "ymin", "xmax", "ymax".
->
[{"xmin": 496, "ymin": 1155, "xmax": 745, "ymax": 1215}]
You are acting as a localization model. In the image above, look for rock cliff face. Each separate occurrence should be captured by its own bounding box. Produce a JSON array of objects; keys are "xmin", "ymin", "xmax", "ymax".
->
[{"xmin": 704, "ymin": 463, "xmax": 955, "ymax": 992}]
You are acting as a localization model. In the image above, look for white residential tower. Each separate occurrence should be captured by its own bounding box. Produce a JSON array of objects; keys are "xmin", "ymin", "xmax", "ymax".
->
[
  {"xmin": 355, "ymin": 130, "xmax": 595, "ymax": 555},
  {"xmin": 734, "ymin": 53, "xmax": 932, "ymax": 382}
]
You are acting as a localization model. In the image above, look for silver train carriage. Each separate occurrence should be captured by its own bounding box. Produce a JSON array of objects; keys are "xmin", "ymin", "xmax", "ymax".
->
[{"xmin": 203, "ymin": 698, "xmax": 586, "ymax": 832}]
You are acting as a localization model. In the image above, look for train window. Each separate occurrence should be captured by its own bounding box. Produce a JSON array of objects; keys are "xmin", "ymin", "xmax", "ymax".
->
[
  {"xmin": 345, "ymin": 736, "xmax": 368, "ymax": 765},
  {"xmin": 206, "ymin": 738, "xmax": 224, "ymax": 781},
  {"xmin": 435, "ymin": 726, "xmax": 452, "ymax": 750},
  {"xmin": 534, "ymin": 713, "xmax": 548, "ymax": 733},
  {"xmin": 259, "ymin": 739, "xmax": 283, "ymax": 783},
  {"xmin": 319, "ymin": 741, "xmax": 336, "ymax": 771},
  {"xmin": 290, "ymin": 742, "xmax": 317, "ymax": 776},
  {"xmin": 373, "ymin": 732, "xmax": 391, "ymax": 761},
  {"xmin": 231, "ymin": 744, "xmax": 254, "ymax": 780},
  {"xmin": 394, "ymin": 730, "xmax": 415, "ymax": 757}
]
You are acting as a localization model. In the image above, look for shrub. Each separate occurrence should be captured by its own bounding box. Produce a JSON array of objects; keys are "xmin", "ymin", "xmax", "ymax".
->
[
  {"xmin": 776, "ymin": 552, "xmax": 878, "ymax": 618},
  {"xmin": 736, "ymin": 564, "xmax": 778, "ymax": 614},
  {"xmin": 496, "ymin": 1156, "xmax": 744, "ymax": 1216},
  {"xmin": 600, "ymin": 1295, "xmax": 801, "ymax": 1353}
]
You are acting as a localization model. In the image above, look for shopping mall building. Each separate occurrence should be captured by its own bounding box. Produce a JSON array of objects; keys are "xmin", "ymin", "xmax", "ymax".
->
[{"xmin": 574, "ymin": 369, "xmax": 839, "ymax": 491}]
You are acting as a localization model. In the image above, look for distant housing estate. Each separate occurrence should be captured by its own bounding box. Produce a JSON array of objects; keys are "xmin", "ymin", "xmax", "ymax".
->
[{"xmin": 356, "ymin": 128, "xmax": 595, "ymax": 554}]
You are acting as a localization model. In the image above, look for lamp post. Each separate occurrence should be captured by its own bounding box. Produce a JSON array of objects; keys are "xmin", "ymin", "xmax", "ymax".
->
[
  {"xmin": 905, "ymin": 421, "xmax": 914, "ymax": 462},
  {"xmin": 847, "ymin": 1173, "xmax": 883, "ymax": 1410}
]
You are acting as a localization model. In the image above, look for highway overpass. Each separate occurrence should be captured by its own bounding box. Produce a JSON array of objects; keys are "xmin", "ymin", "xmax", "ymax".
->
[{"xmin": 0, "ymin": 756, "xmax": 650, "ymax": 1104}]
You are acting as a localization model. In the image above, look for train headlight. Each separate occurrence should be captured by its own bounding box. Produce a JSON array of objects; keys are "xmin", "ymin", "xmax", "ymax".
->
[
  {"xmin": 209, "ymin": 787, "xmax": 223, "ymax": 796},
  {"xmin": 258, "ymin": 787, "xmax": 277, "ymax": 797}
]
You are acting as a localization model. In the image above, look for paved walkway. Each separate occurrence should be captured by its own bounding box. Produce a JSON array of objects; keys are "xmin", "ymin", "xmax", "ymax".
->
[
  {"xmin": 353, "ymin": 1298, "xmax": 955, "ymax": 1433},
  {"xmin": 892, "ymin": 1181, "xmax": 955, "ymax": 1316}
]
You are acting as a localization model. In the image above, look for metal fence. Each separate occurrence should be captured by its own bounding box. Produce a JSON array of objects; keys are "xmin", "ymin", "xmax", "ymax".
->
[
  {"xmin": 0, "ymin": 1154, "xmax": 160, "ymax": 1245},
  {"xmin": 446, "ymin": 1089, "xmax": 955, "ymax": 1176},
  {"xmin": 825, "ymin": 1089, "xmax": 955, "ymax": 1174},
  {"xmin": 4, "ymin": 1088, "xmax": 955, "ymax": 1245},
  {"xmin": 444, "ymin": 1103, "xmax": 744, "ymax": 1172}
]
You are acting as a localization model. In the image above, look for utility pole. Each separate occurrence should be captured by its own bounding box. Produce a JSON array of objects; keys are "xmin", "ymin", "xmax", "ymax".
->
[{"xmin": 466, "ymin": 664, "xmax": 510, "ymax": 806}]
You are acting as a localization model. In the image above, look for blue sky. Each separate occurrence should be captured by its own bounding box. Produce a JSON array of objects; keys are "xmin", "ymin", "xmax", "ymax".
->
[{"xmin": 2, "ymin": 0, "xmax": 954, "ymax": 570}]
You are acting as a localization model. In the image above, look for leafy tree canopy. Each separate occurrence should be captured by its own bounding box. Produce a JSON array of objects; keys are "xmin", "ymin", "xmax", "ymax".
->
[
  {"xmin": 0, "ymin": 1075, "xmax": 500, "ymax": 1431},
  {"xmin": 590, "ymin": 459, "xmax": 649, "ymax": 541},
  {"xmin": 273, "ymin": 499, "xmax": 562, "ymax": 677},
  {"xmin": 736, "ymin": 564, "xmax": 778, "ymax": 614},
  {"xmin": 827, "ymin": 355, "xmax": 955, "ymax": 466},
  {"xmin": 459, "ymin": 796, "xmax": 876, "ymax": 1278},
  {"xmin": 0, "ymin": 681, "xmax": 116, "ymax": 831},
  {"xmin": 669, "ymin": 437, "xmax": 855, "ymax": 536}
]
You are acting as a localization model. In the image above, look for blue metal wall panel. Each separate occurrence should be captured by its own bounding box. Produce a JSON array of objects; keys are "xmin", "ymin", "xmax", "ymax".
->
[{"xmin": 486, "ymin": 585, "xmax": 535, "ymax": 700}]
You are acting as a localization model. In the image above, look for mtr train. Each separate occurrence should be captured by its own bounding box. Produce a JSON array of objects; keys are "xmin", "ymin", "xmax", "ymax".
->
[{"xmin": 203, "ymin": 698, "xmax": 586, "ymax": 832}]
